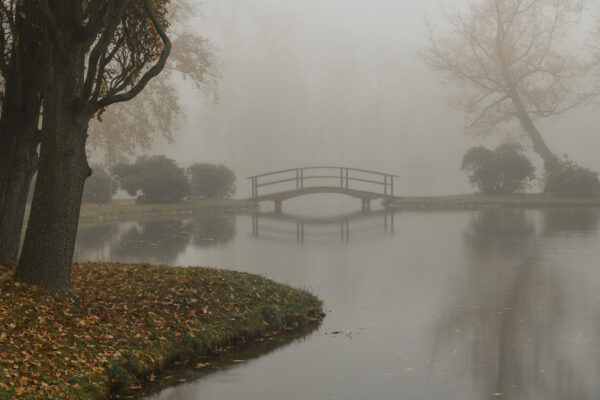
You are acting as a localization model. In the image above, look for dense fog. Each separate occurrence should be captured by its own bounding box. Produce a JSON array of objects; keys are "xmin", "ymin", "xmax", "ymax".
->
[{"xmin": 146, "ymin": 0, "xmax": 600, "ymax": 197}]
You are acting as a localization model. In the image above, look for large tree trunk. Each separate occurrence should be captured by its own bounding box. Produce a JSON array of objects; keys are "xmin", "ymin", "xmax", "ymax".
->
[
  {"xmin": 0, "ymin": 91, "xmax": 41, "ymax": 264},
  {"xmin": 14, "ymin": 42, "xmax": 90, "ymax": 292},
  {"xmin": 509, "ymin": 90, "xmax": 559, "ymax": 171},
  {"xmin": 0, "ymin": 132, "xmax": 39, "ymax": 265},
  {"xmin": 0, "ymin": 2, "xmax": 44, "ymax": 265}
]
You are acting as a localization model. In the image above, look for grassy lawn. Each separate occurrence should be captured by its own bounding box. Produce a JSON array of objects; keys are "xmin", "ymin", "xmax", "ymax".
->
[
  {"xmin": 17, "ymin": 198, "xmax": 257, "ymax": 227},
  {"xmin": 0, "ymin": 262, "xmax": 322, "ymax": 399},
  {"xmin": 387, "ymin": 193, "xmax": 600, "ymax": 209}
]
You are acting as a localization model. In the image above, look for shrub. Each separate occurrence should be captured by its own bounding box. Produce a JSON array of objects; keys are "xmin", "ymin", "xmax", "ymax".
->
[
  {"xmin": 461, "ymin": 143, "xmax": 535, "ymax": 195},
  {"xmin": 544, "ymin": 158, "xmax": 600, "ymax": 197},
  {"xmin": 114, "ymin": 155, "xmax": 190, "ymax": 203},
  {"xmin": 82, "ymin": 165, "xmax": 117, "ymax": 203},
  {"xmin": 187, "ymin": 163, "xmax": 236, "ymax": 198}
]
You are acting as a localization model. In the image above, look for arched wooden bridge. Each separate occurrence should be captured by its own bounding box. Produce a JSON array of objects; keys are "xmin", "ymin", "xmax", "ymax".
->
[{"xmin": 247, "ymin": 167, "xmax": 398, "ymax": 213}]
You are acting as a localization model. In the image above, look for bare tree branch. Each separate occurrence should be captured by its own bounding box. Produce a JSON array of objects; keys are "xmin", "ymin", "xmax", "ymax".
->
[
  {"xmin": 81, "ymin": 1, "xmax": 131, "ymax": 102},
  {"xmin": 93, "ymin": 0, "xmax": 171, "ymax": 111},
  {"xmin": 424, "ymin": 0, "xmax": 595, "ymax": 166}
]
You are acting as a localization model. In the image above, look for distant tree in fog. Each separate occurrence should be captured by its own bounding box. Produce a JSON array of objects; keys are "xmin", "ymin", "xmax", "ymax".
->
[
  {"xmin": 188, "ymin": 163, "xmax": 236, "ymax": 198},
  {"xmin": 423, "ymin": 0, "xmax": 597, "ymax": 172},
  {"xmin": 88, "ymin": 1, "xmax": 218, "ymax": 180},
  {"xmin": 82, "ymin": 165, "xmax": 118, "ymax": 204},
  {"xmin": 114, "ymin": 156, "xmax": 190, "ymax": 204},
  {"xmin": 461, "ymin": 143, "xmax": 535, "ymax": 194}
]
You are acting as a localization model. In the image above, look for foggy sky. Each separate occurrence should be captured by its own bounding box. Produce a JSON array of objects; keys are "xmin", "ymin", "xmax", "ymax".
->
[{"xmin": 156, "ymin": 0, "xmax": 600, "ymax": 197}]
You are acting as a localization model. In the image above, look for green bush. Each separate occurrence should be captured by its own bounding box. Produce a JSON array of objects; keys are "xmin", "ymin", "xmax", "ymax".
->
[
  {"xmin": 461, "ymin": 143, "xmax": 535, "ymax": 195},
  {"xmin": 187, "ymin": 163, "xmax": 236, "ymax": 198},
  {"xmin": 114, "ymin": 155, "xmax": 190, "ymax": 203},
  {"xmin": 544, "ymin": 158, "xmax": 600, "ymax": 197},
  {"xmin": 82, "ymin": 165, "xmax": 117, "ymax": 203}
]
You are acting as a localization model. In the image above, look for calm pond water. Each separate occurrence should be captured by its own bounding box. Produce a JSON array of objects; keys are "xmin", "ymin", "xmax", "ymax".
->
[{"xmin": 75, "ymin": 201, "xmax": 600, "ymax": 400}]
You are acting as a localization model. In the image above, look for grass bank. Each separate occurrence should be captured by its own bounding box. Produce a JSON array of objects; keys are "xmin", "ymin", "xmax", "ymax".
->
[
  {"xmin": 386, "ymin": 193, "xmax": 600, "ymax": 210},
  {"xmin": 0, "ymin": 262, "xmax": 322, "ymax": 400}
]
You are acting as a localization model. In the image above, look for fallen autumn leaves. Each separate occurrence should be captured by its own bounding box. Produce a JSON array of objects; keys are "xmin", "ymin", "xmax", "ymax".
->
[{"xmin": 0, "ymin": 262, "xmax": 323, "ymax": 399}]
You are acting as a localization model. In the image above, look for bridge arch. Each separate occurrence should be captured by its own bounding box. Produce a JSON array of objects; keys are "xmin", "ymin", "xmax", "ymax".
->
[{"xmin": 247, "ymin": 167, "xmax": 397, "ymax": 213}]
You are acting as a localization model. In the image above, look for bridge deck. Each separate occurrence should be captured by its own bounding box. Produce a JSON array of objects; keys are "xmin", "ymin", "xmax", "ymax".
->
[{"xmin": 251, "ymin": 186, "xmax": 395, "ymax": 202}]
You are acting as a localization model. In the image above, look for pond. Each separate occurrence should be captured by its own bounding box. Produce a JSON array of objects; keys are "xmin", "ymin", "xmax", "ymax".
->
[{"xmin": 75, "ymin": 201, "xmax": 600, "ymax": 400}]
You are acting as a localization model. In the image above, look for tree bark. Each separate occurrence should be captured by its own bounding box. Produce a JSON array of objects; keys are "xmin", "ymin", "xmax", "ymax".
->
[
  {"xmin": 0, "ymin": 134, "xmax": 39, "ymax": 265},
  {"xmin": 14, "ymin": 0, "xmax": 170, "ymax": 291},
  {"xmin": 494, "ymin": 18, "xmax": 558, "ymax": 172},
  {"xmin": 14, "ymin": 40, "xmax": 90, "ymax": 292},
  {"xmin": 509, "ymin": 89, "xmax": 559, "ymax": 171},
  {"xmin": 0, "ymin": 3, "xmax": 44, "ymax": 265}
]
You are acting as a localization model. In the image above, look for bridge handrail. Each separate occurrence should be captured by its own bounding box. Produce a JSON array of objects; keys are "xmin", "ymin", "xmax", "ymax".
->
[
  {"xmin": 255, "ymin": 175, "xmax": 389, "ymax": 189},
  {"xmin": 247, "ymin": 166, "xmax": 397, "ymax": 199},
  {"xmin": 247, "ymin": 166, "xmax": 398, "ymax": 180}
]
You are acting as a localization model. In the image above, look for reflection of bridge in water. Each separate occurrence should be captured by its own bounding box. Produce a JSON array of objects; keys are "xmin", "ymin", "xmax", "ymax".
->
[
  {"xmin": 251, "ymin": 209, "xmax": 395, "ymax": 244},
  {"xmin": 247, "ymin": 167, "xmax": 398, "ymax": 213}
]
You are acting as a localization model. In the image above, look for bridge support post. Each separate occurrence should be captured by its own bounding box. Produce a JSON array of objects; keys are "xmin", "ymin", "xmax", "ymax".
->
[
  {"xmin": 340, "ymin": 219, "xmax": 349, "ymax": 242},
  {"xmin": 252, "ymin": 214, "xmax": 259, "ymax": 237},
  {"xmin": 361, "ymin": 198, "xmax": 371, "ymax": 211},
  {"xmin": 274, "ymin": 200, "xmax": 283, "ymax": 214},
  {"xmin": 384, "ymin": 211, "xmax": 395, "ymax": 234},
  {"xmin": 296, "ymin": 220, "xmax": 304, "ymax": 243}
]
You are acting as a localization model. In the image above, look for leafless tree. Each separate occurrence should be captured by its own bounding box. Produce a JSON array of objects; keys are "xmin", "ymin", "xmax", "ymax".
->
[{"xmin": 423, "ymin": 0, "xmax": 597, "ymax": 170}]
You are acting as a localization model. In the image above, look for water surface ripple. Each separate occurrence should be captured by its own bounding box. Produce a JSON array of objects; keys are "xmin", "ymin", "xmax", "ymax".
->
[{"xmin": 75, "ymin": 206, "xmax": 600, "ymax": 400}]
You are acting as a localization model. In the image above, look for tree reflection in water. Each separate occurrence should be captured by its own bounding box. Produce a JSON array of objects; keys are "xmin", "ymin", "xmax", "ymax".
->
[
  {"xmin": 74, "ymin": 214, "xmax": 237, "ymax": 265},
  {"xmin": 191, "ymin": 215, "xmax": 236, "ymax": 247},
  {"xmin": 74, "ymin": 223, "xmax": 116, "ymax": 261},
  {"xmin": 112, "ymin": 219, "xmax": 193, "ymax": 264},
  {"xmin": 433, "ymin": 208, "xmax": 600, "ymax": 400},
  {"xmin": 542, "ymin": 207, "xmax": 600, "ymax": 235}
]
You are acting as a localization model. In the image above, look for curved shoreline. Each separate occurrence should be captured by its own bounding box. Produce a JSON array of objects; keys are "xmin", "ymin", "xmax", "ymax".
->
[{"xmin": 0, "ymin": 262, "xmax": 323, "ymax": 399}]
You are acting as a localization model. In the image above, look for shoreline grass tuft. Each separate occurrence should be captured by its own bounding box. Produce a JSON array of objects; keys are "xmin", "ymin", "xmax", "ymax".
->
[{"xmin": 0, "ymin": 262, "xmax": 322, "ymax": 399}]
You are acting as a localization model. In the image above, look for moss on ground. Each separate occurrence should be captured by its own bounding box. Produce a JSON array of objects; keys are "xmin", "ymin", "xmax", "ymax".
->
[
  {"xmin": 386, "ymin": 193, "xmax": 600, "ymax": 210},
  {"xmin": 0, "ymin": 262, "xmax": 322, "ymax": 399}
]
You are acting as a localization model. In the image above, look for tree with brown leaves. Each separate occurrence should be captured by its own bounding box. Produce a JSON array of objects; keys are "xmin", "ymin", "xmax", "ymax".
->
[
  {"xmin": 423, "ymin": 0, "xmax": 597, "ymax": 171},
  {"xmin": 14, "ymin": 0, "xmax": 172, "ymax": 291},
  {"xmin": 87, "ymin": 32, "xmax": 217, "ymax": 193}
]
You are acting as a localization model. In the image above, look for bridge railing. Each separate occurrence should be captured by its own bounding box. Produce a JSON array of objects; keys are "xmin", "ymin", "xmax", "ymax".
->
[{"xmin": 247, "ymin": 167, "xmax": 397, "ymax": 198}]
